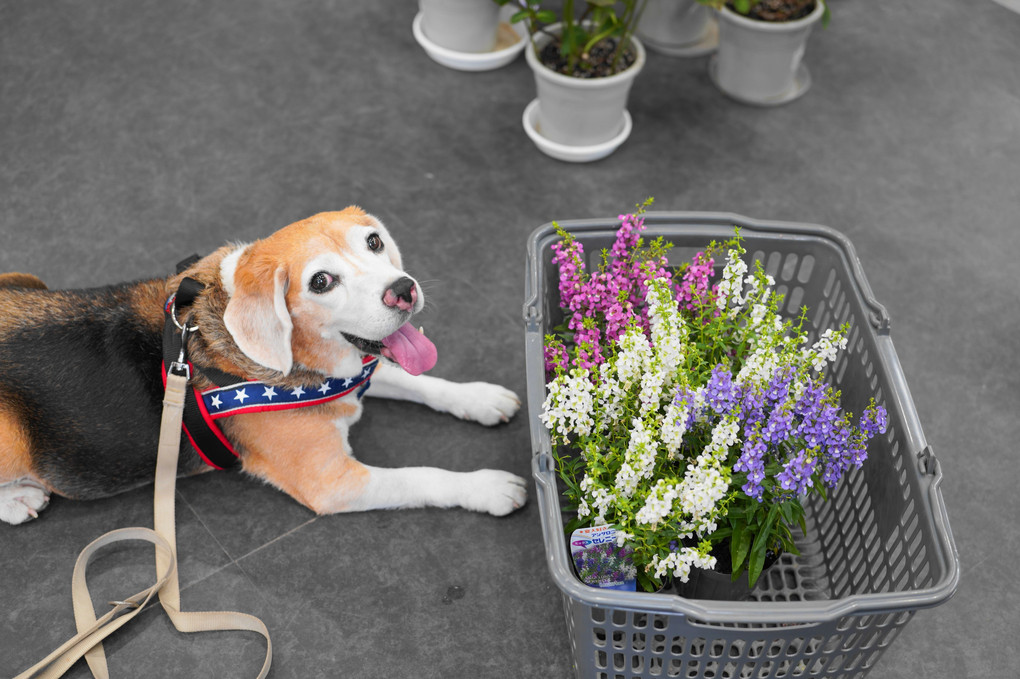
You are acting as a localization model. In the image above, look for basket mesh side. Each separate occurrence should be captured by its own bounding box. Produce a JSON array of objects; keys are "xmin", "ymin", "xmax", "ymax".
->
[
  {"xmin": 569, "ymin": 597, "xmax": 916, "ymax": 679},
  {"xmin": 745, "ymin": 243, "xmax": 939, "ymax": 604}
]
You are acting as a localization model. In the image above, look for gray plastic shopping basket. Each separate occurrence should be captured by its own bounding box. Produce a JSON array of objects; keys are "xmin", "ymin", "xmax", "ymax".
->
[{"xmin": 523, "ymin": 213, "xmax": 959, "ymax": 679}]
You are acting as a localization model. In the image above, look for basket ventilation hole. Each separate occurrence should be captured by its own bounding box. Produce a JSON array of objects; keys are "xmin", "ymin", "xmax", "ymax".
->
[
  {"xmin": 781, "ymin": 253, "xmax": 800, "ymax": 282},
  {"xmin": 797, "ymin": 254, "xmax": 816, "ymax": 283}
]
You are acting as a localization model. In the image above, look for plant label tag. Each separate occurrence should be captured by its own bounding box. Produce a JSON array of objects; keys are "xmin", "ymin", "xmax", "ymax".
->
[{"xmin": 569, "ymin": 526, "xmax": 637, "ymax": 591}]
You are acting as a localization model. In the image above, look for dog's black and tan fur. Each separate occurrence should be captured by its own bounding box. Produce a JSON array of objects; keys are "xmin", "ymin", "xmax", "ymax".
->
[{"xmin": 0, "ymin": 209, "xmax": 527, "ymax": 524}]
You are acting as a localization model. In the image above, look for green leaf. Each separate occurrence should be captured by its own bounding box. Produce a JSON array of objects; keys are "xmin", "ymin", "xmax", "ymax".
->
[
  {"xmin": 536, "ymin": 10, "xmax": 558, "ymax": 24},
  {"xmin": 510, "ymin": 9, "xmax": 531, "ymax": 23},
  {"xmin": 748, "ymin": 544, "xmax": 766, "ymax": 587},
  {"xmin": 779, "ymin": 501, "xmax": 794, "ymax": 526},
  {"xmin": 731, "ymin": 522, "xmax": 751, "ymax": 575}
]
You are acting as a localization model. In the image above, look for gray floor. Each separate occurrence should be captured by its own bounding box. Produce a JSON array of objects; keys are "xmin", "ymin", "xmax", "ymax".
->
[{"xmin": 1, "ymin": 1, "xmax": 1018, "ymax": 677}]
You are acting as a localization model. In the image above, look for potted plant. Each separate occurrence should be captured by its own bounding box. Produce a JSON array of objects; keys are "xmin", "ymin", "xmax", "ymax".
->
[
  {"xmin": 419, "ymin": 0, "xmax": 503, "ymax": 53},
  {"xmin": 540, "ymin": 200, "xmax": 887, "ymax": 593},
  {"xmin": 636, "ymin": 0, "xmax": 717, "ymax": 57},
  {"xmin": 496, "ymin": 0, "xmax": 649, "ymax": 162},
  {"xmin": 414, "ymin": 0, "xmax": 528, "ymax": 71},
  {"xmin": 696, "ymin": 0, "xmax": 829, "ymax": 105}
]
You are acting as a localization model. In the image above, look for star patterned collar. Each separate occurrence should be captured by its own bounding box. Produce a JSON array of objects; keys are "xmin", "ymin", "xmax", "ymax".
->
[{"xmin": 198, "ymin": 355, "xmax": 379, "ymax": 419}]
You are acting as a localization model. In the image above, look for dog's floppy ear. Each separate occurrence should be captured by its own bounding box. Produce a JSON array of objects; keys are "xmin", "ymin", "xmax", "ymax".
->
[{"xmin": 223, "ymin": 261, "xmax": 294, "ymax": 375}]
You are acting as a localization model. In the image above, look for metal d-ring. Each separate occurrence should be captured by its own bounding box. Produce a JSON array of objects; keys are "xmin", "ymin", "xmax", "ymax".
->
[{"xmin": 168, "ymin": 293, "xmax": 200, "ymax": 333}]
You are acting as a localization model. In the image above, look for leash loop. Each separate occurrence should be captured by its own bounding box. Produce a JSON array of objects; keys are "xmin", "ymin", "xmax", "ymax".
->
[{"xmin": 16, "ymin": 281, "xmax": 272, "ymax": 679}]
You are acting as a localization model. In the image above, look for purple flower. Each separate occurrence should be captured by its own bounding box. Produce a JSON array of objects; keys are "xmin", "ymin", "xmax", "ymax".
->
[
  {"xmin": 673, "ymin": 386, "xmax": 701, "ymax": 430},
  {"xmin": 848, "ymin": 434, "xmax": 868, "ymax": 468},
  {"xmin": 762, "ymin": 405, "xmax": 794, "ymax": 444},
  {"xmin": 675, "ymin": 252, "xmax": 715, "ymax": 312},
  {"xmin": 776, "ymin": 449, "xmax": 817, "ymax": 496},
  {"xmin": 705, "ymin": 364, "xmax": 739, "ymax": 415},
  {"xmin": 794, "ymin": 381, "xmax": 826, "ymax": 419},
  {"xmin": 821, "ymin": 424, "xmax": 853, "ymax": 487},
  {"xmin": 859, "ymin": 405, "xmax": 888, "ymax": 439},
  {"xmin": 735, "ymin": 433, "xmax": 768, "ymax": 501},
  {"xmin": 765, "ymin": 366, "xmax": 794, "ymax": 405},
  {"xmin": 799, "ymin": 402, "xmax": 840, "ymax": 448},
  {"xmin": 544, "ymin": 342, "xmax": 568, "ymax": 374},
  {"xmin": 740, "ymin": 385, "xmax": 766, "ymax": 428},
  {"xmin": 551, "ymin": 239, "xmax": 587, "ymax": 313}
]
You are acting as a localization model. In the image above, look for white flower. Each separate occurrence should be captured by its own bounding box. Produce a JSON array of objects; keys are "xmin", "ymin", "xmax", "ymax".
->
[
  {"xmin": 675, "ymin": 440, "xmax": 730, "ymax": 538},
  {"xmin": 614, "ymin": 418, "xmax": 658, "ymax": 497},
  {"xmin": 661, "ymin": 397, "xmax": 690, "ymax": 456},
  {"xmin": 647, "ymin": 277, "xmax": 687, "ymax": 376},
  {"xmin": 540, "ymin": 369, "xmax": 595, "ymax": 440},
  {"xmin": 736, "ymin": 344, "xmax": 778, "ymax": 389},
  {"xmin": 708, "ymin": 417, "xmax": 740, "ymax": 455},
  {"xmin": 614, "ymin": 462, "xmax": 640, "ymax": 498},
  {"xmin": 635, "ymin": 479, "xmax": 682, "ymax": 527},
  {"xmin": 638, "ymin": 365, "xmax": 669, "ymax": 416},
  {"xmin": 615, "ymin": 326, "xmax": 652, "ymax": 387},
  {"xmin": 649, "ymin": 546, "xmax": 718, "ymax": 583},
  {"xmin": 809, "ymin": 328, "xmax": 847, "ymax": 373},
  {"xmin": 716, "ymin": 249, "xmax": 749, "ymax": 314}
]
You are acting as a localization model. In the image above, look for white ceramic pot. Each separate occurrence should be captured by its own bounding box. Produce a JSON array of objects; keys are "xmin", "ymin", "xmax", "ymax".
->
[
  {"xmin": 711, "ymin": 1, "xmax": 824, "ymax": 105},
  {"xmin": 636, "ymin": 0, "xmax": 715, "ymax": 56},
  {"xmin": 524, "ymin": 25, "xmax": 646, "ymax": 149},
  {"xmin": 419, "ymin": 0, "xmax": 501, "ymax": 54}
]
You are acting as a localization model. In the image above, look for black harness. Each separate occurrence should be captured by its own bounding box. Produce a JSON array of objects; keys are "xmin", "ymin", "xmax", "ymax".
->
[{"xmin": 161, "ymin": 260, "xmax": 377, "ymax": 470}]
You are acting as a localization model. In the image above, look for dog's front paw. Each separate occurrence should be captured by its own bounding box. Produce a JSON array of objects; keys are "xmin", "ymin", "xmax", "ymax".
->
[
  {"xmin": 0, "ymin": 479, "xmax": 50, "ymax": 525},
  {"xmin": 463, "ymin": 470, "xmax": 528, "ymax": 517},
  {"xmin": 445, "ymin": 382, "xmax": 521, "ymax": 427}
]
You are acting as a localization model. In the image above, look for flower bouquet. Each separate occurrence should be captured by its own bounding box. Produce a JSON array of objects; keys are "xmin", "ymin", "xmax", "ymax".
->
[{"xmin": 541, "ymin": 200, "xmax": 887, "ymax": 593}]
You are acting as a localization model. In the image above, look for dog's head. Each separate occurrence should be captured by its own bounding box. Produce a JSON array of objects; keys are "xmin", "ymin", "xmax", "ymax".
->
[{"xmin": 219, "ymin": 207, "xmax": 437, "ymax": 377}]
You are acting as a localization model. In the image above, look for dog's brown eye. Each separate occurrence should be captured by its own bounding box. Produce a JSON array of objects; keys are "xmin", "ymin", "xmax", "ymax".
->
[
  {"xmin": 309, "ymin": 271, "xmax": 336, "ymax": 293},
  {"xmin": 367, "ymin": 233, "xmax": 384, "ymax": 252}
]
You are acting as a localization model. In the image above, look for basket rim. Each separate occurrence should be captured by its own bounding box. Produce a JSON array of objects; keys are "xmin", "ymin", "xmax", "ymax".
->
[{"xmin": 523, "ymin": 211, "xmax": 961, "ymax": 624}]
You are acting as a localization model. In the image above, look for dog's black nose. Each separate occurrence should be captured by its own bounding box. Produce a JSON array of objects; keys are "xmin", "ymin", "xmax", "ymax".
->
[{"xmin": 383, "ymin": 277, "xmax": 417, "ymax": 311}]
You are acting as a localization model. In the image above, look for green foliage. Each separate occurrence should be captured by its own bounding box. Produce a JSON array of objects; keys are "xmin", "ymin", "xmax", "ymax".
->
[
  {"xmin": 695, "ymin": 0, "xmax": 831, "ymax": 28},
  {"xmin": 493, "ymin": 0, "xmax": 649, "ymax": 75}
]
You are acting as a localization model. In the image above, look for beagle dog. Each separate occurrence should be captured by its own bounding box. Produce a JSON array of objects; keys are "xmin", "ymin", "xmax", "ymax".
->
[{"xmin": 0, "ymin": 208, "xmax": 527, "ymax": 525}]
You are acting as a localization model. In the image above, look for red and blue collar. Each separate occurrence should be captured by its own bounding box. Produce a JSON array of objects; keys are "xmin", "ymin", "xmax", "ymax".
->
[{"xmin": 198, "ymin": 355, "xmax": 378, "ymax": 419}]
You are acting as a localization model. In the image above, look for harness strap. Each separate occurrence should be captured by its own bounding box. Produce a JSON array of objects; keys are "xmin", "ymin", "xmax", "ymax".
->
[
  {"xmin": 162, "ymin": 280, "xmax": 241, "ymax": 470},
  {"xmin": 162, "ymin": 278, "xmax": 379, "ymax": 471},
  {"xmin": 15, "ymin": 370, "xmax": 272, "ymax": 679}
]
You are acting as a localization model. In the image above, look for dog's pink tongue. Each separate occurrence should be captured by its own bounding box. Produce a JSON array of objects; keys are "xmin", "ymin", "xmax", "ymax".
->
[{"xmin": 380, "ymin": 323, "xmax": 437, "ymax": 376}]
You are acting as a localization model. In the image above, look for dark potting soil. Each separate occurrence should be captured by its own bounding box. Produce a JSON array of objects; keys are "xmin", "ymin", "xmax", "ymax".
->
[
  {"xmin": 539, "ymin": 37, "xmax": 637, "ymax": 78},
  {"xmin": 728, "ymin": 0, "xmax": 817, "ymax": 22}
]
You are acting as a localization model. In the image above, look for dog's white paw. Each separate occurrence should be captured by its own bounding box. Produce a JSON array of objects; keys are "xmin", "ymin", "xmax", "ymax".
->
[
  {"xmin": 445, "ymin": 382, "xmax": 521, "ymax": 427},
  {"xmin": 462, "ymin": 470, "xmax": 528, "ymax": 517},
  {"xmin": 0, "ymin": 479, "xmax": 50, "ymax": 525}
]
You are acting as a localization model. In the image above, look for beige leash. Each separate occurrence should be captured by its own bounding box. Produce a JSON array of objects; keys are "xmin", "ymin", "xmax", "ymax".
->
[{"xmin": 16, "ymin": 371, "xmax": 272, "ymax": 679}]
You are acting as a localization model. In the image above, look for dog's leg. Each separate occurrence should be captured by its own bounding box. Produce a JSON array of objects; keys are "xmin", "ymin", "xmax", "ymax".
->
[
  {"xmin": 0, "ymin": 478, "xmax": 51, "ymax": 525},
  {"xmin": 339, "ymin": 465, "xmax": 527, "ymax": 516},
  {"xmin": 367, "ymin": 363, "xmax": 520, "ymax": 426},
  {"xmin": 234, "ymin": 408, "xmax": 527, "ymax": 517}
]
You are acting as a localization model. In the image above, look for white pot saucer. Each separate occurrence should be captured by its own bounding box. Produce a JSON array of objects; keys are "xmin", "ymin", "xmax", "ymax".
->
[
  {"xmin": 521, "ymin": 98, "xmax": 633, "ymax": 163},
  {"xmin": 412, "ymin": 9, "xmax": 527, "ymax": 72},
  {"xmin": 642, "ymin": 18, "xmax": 719, "ymax": 58},
  {"xmin": 708, "ymin": 55, "xmax": 812, "ymax": 106}
]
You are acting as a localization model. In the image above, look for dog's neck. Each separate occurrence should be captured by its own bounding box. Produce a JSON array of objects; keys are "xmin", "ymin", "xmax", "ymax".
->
[{"xmin": 168, "ymin": 247, "xmax": 362, "ymax": 390}]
